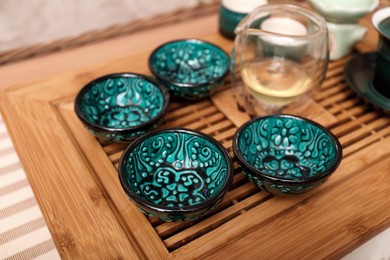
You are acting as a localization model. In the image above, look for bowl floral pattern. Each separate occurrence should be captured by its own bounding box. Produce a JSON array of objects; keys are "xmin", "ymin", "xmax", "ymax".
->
[
  {"xmin": 234, "ymin": 115, "xmax": 342, "ymax": 195},
  {"xmin": 119, "ymin": 128, "xmax": 234, "ymax": 221}
]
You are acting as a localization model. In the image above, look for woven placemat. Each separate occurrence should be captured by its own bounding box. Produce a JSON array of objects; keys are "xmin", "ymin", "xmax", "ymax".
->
[
  {"xmin": 0, "ymin": 0, "xmax": 220, "ymax": 65},
  {"xmin": 1, "ymin": 0, "xmax": 390, "ymax": 66}
]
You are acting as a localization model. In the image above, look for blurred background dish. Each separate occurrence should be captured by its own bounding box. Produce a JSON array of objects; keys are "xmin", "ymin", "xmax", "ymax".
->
[{"xmin": 344, "ymin": 52, "xmax": 390, "ymax": 113}]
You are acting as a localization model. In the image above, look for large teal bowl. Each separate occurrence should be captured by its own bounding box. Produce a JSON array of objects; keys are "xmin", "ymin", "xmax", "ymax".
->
[
  {"xmin": 118, "ymin": 128, "xmax": 234, "ymax": 221},
  {"xmin": 233, "ymin": 115, "xmax": 342, "ymax": 195},
  {"xmin": 74, "ymin": 73, "xmax": 170, "ymax": 143},
  {"xmin": 148, "ymin": 39, "xmax": 229, "ymax": 100}
]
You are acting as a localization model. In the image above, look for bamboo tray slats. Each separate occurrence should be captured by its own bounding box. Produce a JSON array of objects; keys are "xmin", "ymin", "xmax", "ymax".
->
[
  {"xmin": 164, "ymin": 105, "xmax": 219, "ymax": 128},
  {"xmin": 154, "ymin": 182, "xmax": 259, "ymax": 236},
  {"xmin": 187, "ymin": 112, "xmax": 227, "ymax": 128},
  {"xmin": 342, "ymin": 127, "xmax": 390, "ymax": 158},
  {"xmin": 316, "ymin": 82, "xmax": 348, "ymax": 100},
  {"xmin": 339, "ymin": 117, "xmax": 390, "ymax": 145},
  {"xmin": 164, "ymin": 192, "xmax": 272, "ymax": 251},
  {"xmin": 164, "ymin": 100, "xmax": 211, "ymax": 121},
  {"xmin": 331, "ymin": 112, "xmax": 382, "ymax": 136},
  {"xmin": 321, "ymin": 75, "xmax": 347, "ymax": 89},
  {"xmin": 324, "ymin": 61, "xmax": 347, "ymax": 79},
  {"xmin": 319, "ymin": 90, "xmax": 356, "ymax": 107},
  {"xmin": 335, "ymin": 106, "xmax": 369, "ymax": 122},
  {"xmin": 103, "ymin": 143, "xmax": 127, "ymax": 156},
  {"xmin": 327, "ymin": 98, "xmax": 362, "ymax": 114}
]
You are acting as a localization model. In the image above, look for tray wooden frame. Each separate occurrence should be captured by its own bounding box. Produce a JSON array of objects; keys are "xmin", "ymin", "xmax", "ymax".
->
[{"xmin": 1, "ymin": 32, "xmax": 390, "ymax": 259}]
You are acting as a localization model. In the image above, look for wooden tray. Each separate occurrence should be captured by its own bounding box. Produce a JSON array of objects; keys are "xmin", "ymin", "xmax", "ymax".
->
[{"xmin": 1, "ymin": 31, "xmax": 390, "ymax": 259}]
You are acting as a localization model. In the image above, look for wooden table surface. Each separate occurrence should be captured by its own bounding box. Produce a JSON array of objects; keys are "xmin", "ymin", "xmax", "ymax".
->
[{"xmin": 1, "ymin": 11, "xmax": 390, "ymax": 259}]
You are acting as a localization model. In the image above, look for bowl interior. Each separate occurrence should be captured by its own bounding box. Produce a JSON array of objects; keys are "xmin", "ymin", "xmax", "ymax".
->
[
  {"xmin": 78, "ymin": 75, "xmax": 166, "ymax": 129},
  {"xmin": 122, "ymin": 131, "xmax": 230, "ymax": 208},
  {"xmin": 150, "ymin": 40, "xmax": 229, "ymax": 86},
  {"xmin": 236, "ymin": 116, "xmax": 340, "ymax": 181}
]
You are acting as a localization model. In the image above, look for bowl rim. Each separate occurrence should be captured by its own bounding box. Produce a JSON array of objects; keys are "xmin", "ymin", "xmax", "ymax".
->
[
  {"xmin": 148, "ymin": 38, "xmax": 230, "ymax": 88},
  {"xmin": 232, "ymin": 114, "xmax": 343, "ymax": 184},
  {"xmin": 74, "ymin": 72, "xmax": 170, "ymax": 134},
  {"xmin": 118, "ymin": 127, "xmax": 234, "ymax": 214}
]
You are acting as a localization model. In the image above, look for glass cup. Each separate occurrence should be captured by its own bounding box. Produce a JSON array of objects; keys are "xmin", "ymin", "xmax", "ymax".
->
[{"xmin": 231, "ymin": 4, "xmax": 329, "ymax": 115}]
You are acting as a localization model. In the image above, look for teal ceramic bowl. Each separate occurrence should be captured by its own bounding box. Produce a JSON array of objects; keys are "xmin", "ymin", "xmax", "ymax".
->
[
  {"xmin": 233, "ymin": 115, "xmax": 342, "ymax": 195},
  {"xmin": 118, "ymin": 128, "xmax": 234, "ymax": 221},
  {"xmin": 74, "ymin": 73, "xmax": 170, "ymax": 143},
  {"xmin": 148, "ymin": 39, "xmax": 229, "ymax": 100}
]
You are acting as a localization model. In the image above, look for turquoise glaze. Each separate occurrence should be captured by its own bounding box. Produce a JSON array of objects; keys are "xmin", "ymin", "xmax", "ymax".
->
[
  {"xmin": 148, "ymin": 39, "xmax": 229, "ymax": 100},
  {"xmin": 233, "ymin": 115, "xmax": 342, "ymax": 195},
  {"xmin": 118, "ymin": 128, "xmax": 234, "ymax": 222},
  {"xmin": 74, "ymin": 73, "xmax": 169, "ymax": 143}
]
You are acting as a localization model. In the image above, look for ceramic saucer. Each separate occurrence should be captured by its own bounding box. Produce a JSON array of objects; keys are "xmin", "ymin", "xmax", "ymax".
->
[{"xmin": 344, "ymin": 52, "xmax": 390, "ymax": 113}]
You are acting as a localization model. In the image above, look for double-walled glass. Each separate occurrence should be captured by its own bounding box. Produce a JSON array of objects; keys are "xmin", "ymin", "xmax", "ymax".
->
[{"xmin": 231, "ymin": 4, "xmax": 329, "ymax": 114}]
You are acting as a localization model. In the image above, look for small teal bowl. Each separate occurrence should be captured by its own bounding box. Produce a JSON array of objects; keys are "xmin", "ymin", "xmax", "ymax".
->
[
  {"xmin": 74, "ymin": 73, "xmax": 170, "ymax": 143},
  {"xmin": 148, "ymin": 39, "xmax": 230, "ymax": 100},
  {"xmin": 233, "ymin": 115, "xmax": 342, "ymax": 195},
  {"xmin": 118, "ymin": 128, "xmax": 234, "ymax": 221}
]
